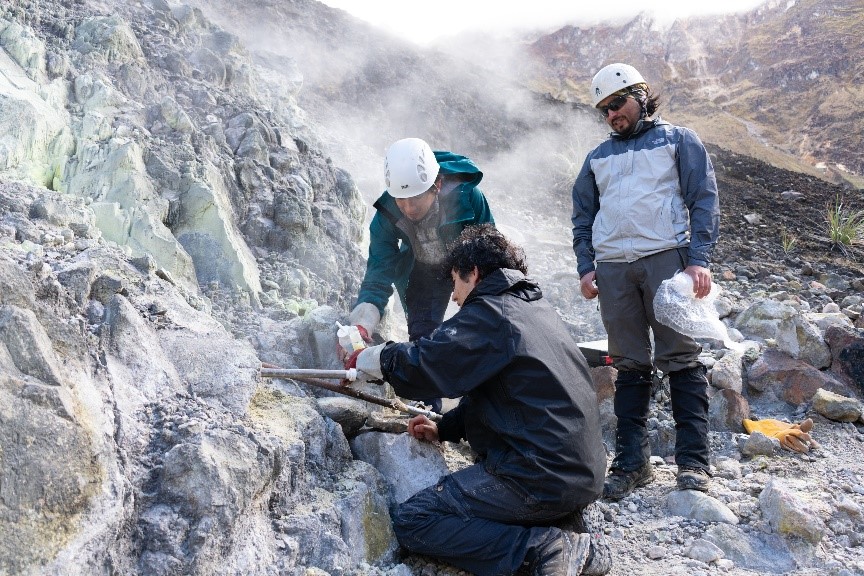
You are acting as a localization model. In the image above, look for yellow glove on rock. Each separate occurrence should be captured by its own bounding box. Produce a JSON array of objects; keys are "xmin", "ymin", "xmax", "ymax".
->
[{"xmin": 742, "ymin": 418, "xmax": 820, "ymax": 453}]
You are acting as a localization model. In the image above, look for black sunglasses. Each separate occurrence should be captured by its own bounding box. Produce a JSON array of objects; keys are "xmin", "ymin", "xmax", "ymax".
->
[{"xmin": 599, "ymin": 94, "xmax": 629, "ymax": 117}]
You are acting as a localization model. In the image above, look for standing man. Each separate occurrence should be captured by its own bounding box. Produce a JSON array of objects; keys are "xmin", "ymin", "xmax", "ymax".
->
[
  {"xmin": 345, "ymin": 137, "xmax": 494, "ymax": 413},
  {"xmin": 345, "ymin": 224, "xmax": 610, "ymax": 576},
  {"xmin": 571, "ymin": 63, "xmax": 720, "ymax": 500}
]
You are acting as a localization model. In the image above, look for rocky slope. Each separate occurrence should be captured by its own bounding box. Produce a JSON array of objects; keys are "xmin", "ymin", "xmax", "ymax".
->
[
  {"xmin": 396, "ymin": 141, "xmax": 864, "ymax": 576},
  {"xmin": 0, "ymin": 1, "xmax": 863, "ymax": 575},
  {"xmin": 1, "ymin": 0, "xmax": 384, "ymax": 574}
]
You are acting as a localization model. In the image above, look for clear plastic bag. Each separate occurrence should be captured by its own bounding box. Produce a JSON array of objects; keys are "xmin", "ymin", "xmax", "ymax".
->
[{"xmin": 654, "ymin": 272, "xmax": 741, "ymax": 350}]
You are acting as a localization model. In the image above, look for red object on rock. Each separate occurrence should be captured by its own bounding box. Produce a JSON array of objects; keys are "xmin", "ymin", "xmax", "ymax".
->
[
  {"xmin": 344, "ymin": 349, "xmax": 363, "ymax": 370},
  {"xmin": 355, "ymin": 325, "xmax": 371, "ymax": 343}
]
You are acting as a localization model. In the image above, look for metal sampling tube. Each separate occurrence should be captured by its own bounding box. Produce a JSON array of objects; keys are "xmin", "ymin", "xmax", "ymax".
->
[{"xmin": 261, "ymin": 368, "xmax": 359, "ymax": 381}]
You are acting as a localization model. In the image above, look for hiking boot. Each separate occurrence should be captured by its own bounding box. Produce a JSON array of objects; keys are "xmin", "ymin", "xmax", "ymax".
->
[
  {"xmin": 602, "ymin": 463, "xmax": 654, "ymax": 500},
  {"xmin": 531, "ymin": 531, "xmax": 591, "ymax": 576},
  {"xmin": 560, "ymin": 503, "xmax": 612, "ymax": 575},
  {"xmin": 676, "ymin": 466, "xmax": 710, "ymax": 492},
  {"xmin": 580, "ymin": 503, "xmax": 612, "ymax": 575}
]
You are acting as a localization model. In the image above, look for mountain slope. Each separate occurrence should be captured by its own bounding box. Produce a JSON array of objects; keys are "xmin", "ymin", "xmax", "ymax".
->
[{"xmin": 523, "ymin": 0, "xmax": 864, "ymax": 188}]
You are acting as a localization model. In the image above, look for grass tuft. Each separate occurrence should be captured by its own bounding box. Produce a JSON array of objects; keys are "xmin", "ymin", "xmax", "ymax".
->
[
  {"xmin": 780, "ymin": 226, "xmax": 797, "ymax": 254},
  {"xmin": 825, "ymin": 196, "xmax": 864, "ymax": 255}
]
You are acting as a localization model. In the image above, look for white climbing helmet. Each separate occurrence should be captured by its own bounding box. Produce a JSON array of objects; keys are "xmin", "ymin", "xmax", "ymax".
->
[
  {"xmin": 384, "ymin": 138, "xmax": 440, "ymax": 199},
  {"xmin": 590, "ymin": 63, "xmax": 648, "ymax": 107}
]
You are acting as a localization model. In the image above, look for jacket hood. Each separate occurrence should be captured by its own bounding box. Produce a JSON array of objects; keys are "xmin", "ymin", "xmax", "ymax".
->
[
  {"xmin": 433, "ymin": 150, "xmax": 483, "ymax": 180},
  {"xmin": 469, "ymin": 268, "xmax": 541, "ymax": 304}
]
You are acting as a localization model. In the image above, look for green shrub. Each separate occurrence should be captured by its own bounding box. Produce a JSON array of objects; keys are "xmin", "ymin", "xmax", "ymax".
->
[{"xmin": 825, "ymin": 196, "xmax": 864, "ymax": 253}]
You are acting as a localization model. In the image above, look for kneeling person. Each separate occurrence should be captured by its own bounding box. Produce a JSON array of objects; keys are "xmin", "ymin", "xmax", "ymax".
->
[{"xmin": 345, "ymin": 224, "xmax": 610, "ymax": 575}]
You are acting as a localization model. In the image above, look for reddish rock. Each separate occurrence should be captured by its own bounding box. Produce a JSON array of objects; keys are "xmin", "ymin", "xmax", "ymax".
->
[
  {"xmin": 590, "ymin": 365, "xmax": 617, "ymax": 404},
  {"xmin": 746, "ymin": 349, "xmax": 851, "ymax": 406},
  {"xmin": 824, "ymin": 325, "xmax": 864, "ymax": 392},
  {"xmin": 709, "ymin": 388, "xmax": 750, "ymax": 432}
]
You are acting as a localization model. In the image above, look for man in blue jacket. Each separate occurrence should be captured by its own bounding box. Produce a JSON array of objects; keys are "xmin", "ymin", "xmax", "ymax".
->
[
  {"xmin": 571, "ymin": 63, "xmax": 720, "ymax": 499},
  {"xmin": 346, "ymin": 224, "xmax": 610, "ymax": 575},
  {"xmin": 344, "ymin": 138, "xmax": 494, "ymax": 413}
]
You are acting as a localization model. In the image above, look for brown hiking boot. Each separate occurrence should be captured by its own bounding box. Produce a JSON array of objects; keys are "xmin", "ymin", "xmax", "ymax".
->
[
  {"xmin": 602, "ymin": 463, "xmax": 653, "ymax": 500},
  {"xmin": 676, "ymin": 466, "xmax": 710, "ymax": 492},
  {"xmin": 554, "ymin": 503, "xmax": 612, "ymax": 575},
  {"xmin": 529, "ymin": 531, "xmax": 591, "ymax": 576}
]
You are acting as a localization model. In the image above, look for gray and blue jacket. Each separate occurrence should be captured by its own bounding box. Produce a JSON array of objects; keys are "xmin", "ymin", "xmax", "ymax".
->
[
  {"xmin": 356, "ymin": 150, "xmax": 494, "ymax": 315},
  {"xmin": 571, "ymin": 118, "xmax": 720, "ymax": 278}
]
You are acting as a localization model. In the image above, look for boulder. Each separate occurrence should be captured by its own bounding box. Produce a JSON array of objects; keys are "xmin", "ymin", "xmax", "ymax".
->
[{"xmin": 746, "ymin": 350, "xmax": 850, "ymax": 407}]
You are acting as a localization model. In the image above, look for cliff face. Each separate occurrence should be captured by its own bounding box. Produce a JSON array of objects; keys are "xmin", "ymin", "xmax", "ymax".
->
[
  {"xmin": 524, "ymin": 0, "xmax": 864, "ymax": 186},
  {"xmin": 1, "ymin": 0, "xmax": 368, "ymax": 310},
  {"xmin": 0, "ymin": 1, "xmax": 387, "ymax": 574}
]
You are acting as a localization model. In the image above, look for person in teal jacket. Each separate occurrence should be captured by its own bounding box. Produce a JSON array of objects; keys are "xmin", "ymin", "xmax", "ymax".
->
[{"xmin": 345, "ymin": 138, "xmax": 495, "ymax": 413}]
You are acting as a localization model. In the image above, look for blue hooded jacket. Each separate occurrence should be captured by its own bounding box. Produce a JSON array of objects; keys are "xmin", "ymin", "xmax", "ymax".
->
[{"xmin": 571, "ymin": 118, "xmax": 720, "ymax": 278}]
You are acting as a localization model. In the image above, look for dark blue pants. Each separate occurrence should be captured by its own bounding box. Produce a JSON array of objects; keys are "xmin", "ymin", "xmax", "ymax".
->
[
  {"xmin": 405, "ymin": 262, "xmax": 452, "ymax": 413},
  {"xmin": 392, "ymin": 464, "xmax": 575, "ymax": 576},
  {"xmin": 669, "ymin": 365, "xmax": 710, "ymax": 469}
]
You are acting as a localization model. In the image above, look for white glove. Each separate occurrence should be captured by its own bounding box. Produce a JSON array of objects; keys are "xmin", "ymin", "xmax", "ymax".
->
[
  {"xmin": 349, "ymin": 302, "xmax": 381, "ymax": 337},
  {"xmin": 356, "ymin": 343, "xmax": 385, "ymax": 381}
]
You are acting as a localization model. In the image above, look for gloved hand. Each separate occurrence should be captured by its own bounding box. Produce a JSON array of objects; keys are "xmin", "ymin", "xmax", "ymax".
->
[
  {"xmin": 342, "ymin": 343, "xmax": 385, "ymax": 385},
  {"xmin": 344, "ymin": 348, "xmax": 363, "ymax": 371},
  {"xmin": 743, "ymin": 418, "xmax": 820, "ymax": 453},
  {"xmin": 348, "ymin": 303, "xmax": 380, "ymax": 341},
  {"xmin": 336, "ymin": 324, "xmax": 373, "ymax": 361}
]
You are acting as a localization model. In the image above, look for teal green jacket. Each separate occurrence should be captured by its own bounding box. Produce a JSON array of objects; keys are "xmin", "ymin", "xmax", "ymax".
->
[{"xmin": 355, "ymin": 150, "xmax": 494, "ymax": 315}]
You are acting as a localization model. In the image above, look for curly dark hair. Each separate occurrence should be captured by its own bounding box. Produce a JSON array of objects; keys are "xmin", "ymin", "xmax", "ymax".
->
[
  {"xmin": 442, "ymin": 224, "xmax": 528, "ymax": 282},
  {"xmin": 629, "ymin": 86, "xmax": 660, "ymax": 117},
  {"xmin": 645, "ymin": 88, "xmax": 660, "ymax": 117}
]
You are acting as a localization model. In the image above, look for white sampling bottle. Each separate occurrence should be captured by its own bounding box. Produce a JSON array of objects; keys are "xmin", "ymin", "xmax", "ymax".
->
[{"xmin": 336, "ymin": 323, "xmax": 367, "ymax": 352}]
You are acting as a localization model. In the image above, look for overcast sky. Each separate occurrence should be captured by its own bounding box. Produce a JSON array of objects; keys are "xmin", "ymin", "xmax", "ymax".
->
[{"xmin": 319, "ymin": 0, "xmax": 769, "ymax": 45}]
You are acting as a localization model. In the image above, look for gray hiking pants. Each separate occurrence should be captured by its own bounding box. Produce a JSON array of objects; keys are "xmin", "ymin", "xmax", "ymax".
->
[
  {"xmin": 597, "ymin": 249, "xmax": 710, "ymax": 471},
  {"xmin": 594, "ymin": 248, "xmax": 702, "ymax": 374}
]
